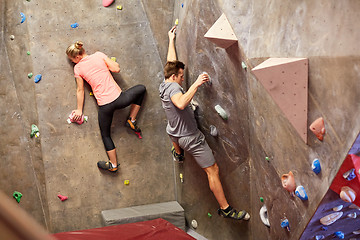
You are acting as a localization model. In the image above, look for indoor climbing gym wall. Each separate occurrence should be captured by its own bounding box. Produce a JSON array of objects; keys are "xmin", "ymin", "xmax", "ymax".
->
[
  {"xmin": 1, "ymin": 0, "xmax": 360, "ymax": 239},
  {"xmin": 172, "ymin": 0, "xmax": 360, "ymax": 239},
  {"xmin": 1, "ymin": 0, "xmax": 177, "ymax": 234}
]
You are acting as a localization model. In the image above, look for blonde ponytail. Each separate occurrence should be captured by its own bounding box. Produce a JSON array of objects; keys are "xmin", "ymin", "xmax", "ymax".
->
[{"xmin": 66, "ymin": 41, "xmax": 85, "ymax": 58}]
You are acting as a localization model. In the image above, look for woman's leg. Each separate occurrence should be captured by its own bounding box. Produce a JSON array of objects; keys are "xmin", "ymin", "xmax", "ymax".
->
[{"xmin": 98, "ymin": 104, "xmax": 118, "ymax": 166}]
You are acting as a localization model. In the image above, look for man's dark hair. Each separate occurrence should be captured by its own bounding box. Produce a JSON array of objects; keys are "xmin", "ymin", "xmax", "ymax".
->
[{"xmin": 164, "ymin": 60, "xmax": 185, "ymax": 79}]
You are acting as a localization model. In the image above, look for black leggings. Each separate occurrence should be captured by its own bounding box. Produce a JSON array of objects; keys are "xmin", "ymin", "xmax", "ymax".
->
[{"xmin": 98, "ymin": 84, "xmax": 146, "ymax": 151}]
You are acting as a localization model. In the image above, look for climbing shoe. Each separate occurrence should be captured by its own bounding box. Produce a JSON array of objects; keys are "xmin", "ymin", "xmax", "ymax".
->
[
  {"xmin": 171, "ymin": 146, "xmax": 184, "ymax": 163},
  {"xmin": 218, "ymin": 206, "xmax": 250, "ymax": 220},
  {"xmin": 126, "ymin": 117, "xmax": 141, "ymax": 133},
  {"xmin": 97, "ymin": 161, "xmax": 119, "ymax": 172}
]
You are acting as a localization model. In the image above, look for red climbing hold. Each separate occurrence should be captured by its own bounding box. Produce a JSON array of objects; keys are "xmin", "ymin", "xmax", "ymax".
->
[
  {"xmin": 102, "ymin": 0, "xmax": 114, "ymax": 7},
  {"xmin": 57, "ymin": 194, "xmax": 68, "ymax": 201}
]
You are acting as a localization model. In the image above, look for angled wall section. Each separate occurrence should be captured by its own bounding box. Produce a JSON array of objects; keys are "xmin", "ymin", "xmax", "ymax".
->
[{"xmin": 252, "ymin": 58, "xmax": 308, "ymax": 143}]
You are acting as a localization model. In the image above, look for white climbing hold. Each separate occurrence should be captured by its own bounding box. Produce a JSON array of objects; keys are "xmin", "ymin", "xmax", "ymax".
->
[
  {"xmin": 333, "ymin": 205, "xmax": 343, "ymax": 211},
  {"xmin": 259, "ymin": 205, "xmax": 270, "ymax": 227},
  {"xmin": 191, "ymin": 219, "xmax": 197, "ymax": 229},
  {"xmin": 210, "ymin": 125, "xmax": 218, "ymax": 137},
  {"xmin": 349, "ymin": 204, "xmax": 360, "ymax": 210},
  {"xmin": 347, "ymin": 212, "xmax": 357, "ymax": 219},
  {"xmin": 320, "ymin": 212, "xmax": 343, "ymax": 226}
]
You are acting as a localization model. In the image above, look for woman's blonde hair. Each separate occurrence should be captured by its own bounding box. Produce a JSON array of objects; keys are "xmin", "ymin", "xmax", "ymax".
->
[{"xmin": 66, "ymin": 41, "xmax": 85, "ymax": 58}]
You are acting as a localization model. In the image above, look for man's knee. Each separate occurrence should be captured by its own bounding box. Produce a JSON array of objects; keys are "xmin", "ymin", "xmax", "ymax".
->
[{"xmin": 204, "ymin": 163, "xmax": 219, "ymax": 175}]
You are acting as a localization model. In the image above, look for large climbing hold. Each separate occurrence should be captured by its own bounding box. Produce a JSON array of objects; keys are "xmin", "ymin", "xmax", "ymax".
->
[
  {"xmin": 340, "ymin": 186, "xmax": 356, "ymax": 203},
  {"xmin": 259, "ymin": 205, "xmax": 270, "ymax": 227},
  {"xmin": 103, "ymin": 0, "xmax": 114, "ymax": 7},
  {"xmin": 204, "ymin": 13, "xmax": 238, "ymax": 49},
  {"xmin": 252, "ymin": 58, "xmax": 309, "ymax": 143},
  {"xmin": 281, "ymin": 171, "xmax": 296, "ymax": 195},
  {"xmin": 309, "ymin": 117, "xmax": 325, "ymax": 141},
  {"xmin": 320, "ymin": 212, "xmax": 343, "ymax": 226}
]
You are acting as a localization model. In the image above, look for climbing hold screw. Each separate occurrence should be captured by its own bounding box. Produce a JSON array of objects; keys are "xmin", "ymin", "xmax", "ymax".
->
[
  {"xmin": 13, "ymin": 191, "xmax": 22, "ymax": 203},
  {"xmin": 214, "ymin": 105, "xmax": 228, "ymax": 120},
  {"xmin": 124, "ymin": 180, "xmax": 130, "ymax": 185},
  {"xmin": 28, "ymin": 73, "xmax": 33, "ymax": 78}
]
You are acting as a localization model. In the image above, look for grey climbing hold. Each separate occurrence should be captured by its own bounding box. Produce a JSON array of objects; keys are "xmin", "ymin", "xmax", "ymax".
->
[
  {"xmin": 315, "ymin": 235, "xmax": 324, "ymax": 240},
  {"xmin": 191, "ymin": 219, "xmax": 197, "ymax": 229},
  {"xmin": 210, "ymin": 125, "xmax": 218, "ymax": 136},
  {"xmin": 241, "ymin": 61, "xmax": 247, "ymax": 70},
  {"xmin": 347, "ymin": 212, "xmax": 357, "ymax": 218},
  {"xmin": 333, "ymin": 205, "xmax": 343, "ymax": 211},
  {"xmin": 202, "ymin": 72, "xmax": 212, "ymax": 85},
  {"xmin": 214, "ymin": 105, "xmax": 228, "ymax": 120}
]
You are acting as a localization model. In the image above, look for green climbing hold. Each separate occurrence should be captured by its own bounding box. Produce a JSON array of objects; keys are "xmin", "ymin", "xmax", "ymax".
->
[
  {"xmin": 13, "ymin": 191, "xmax": 22, "ymax": 203},
  {"xmin": 265, "ymin": 157, "xmax": 270, "ymax": 161},
  {"xmin": 260, "ymin": 197, "xmax": 264, "ymax": 202},
  {"xmin": 28, "ymin": 73, "xmax": 33, "ymax": 78},
  {"xmin": 207, "ymin": 213, "xmax": 212, "ymax": 218},
  {"xmin": 30, "ymin": 124, "xmax": 39, "ymax": 138},
  {"xmin": 27, "ymin": 51, "xmax": 31, "ymax": 55}
]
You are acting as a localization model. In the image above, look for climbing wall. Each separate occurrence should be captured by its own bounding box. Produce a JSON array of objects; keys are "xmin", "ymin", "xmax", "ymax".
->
[
  {"xmin": 1, "ymin": 0, "xmax": 176, "ymax": 234},
  {"xmin": 173, "ymin": 0, "xmax": 360, "ymax": 239}
]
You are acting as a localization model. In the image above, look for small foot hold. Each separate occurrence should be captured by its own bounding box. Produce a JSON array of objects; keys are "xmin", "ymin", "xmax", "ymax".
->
[
  {"xmin": 57, "ymin": 194, "xmax": 68, "ymax": 201},
  {"xmin": 135, "ymin": 132, "xmax": 142, "ymax": 139}
]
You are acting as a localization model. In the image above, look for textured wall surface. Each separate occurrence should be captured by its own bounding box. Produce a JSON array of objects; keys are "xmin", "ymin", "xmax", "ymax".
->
[
  {"xmin": 1, "ymin": 0, "xmax": 360, "ymax": 239},
  {"xmin": 1, "ymin": 0, "xmax": 175, "ymax": 234}
]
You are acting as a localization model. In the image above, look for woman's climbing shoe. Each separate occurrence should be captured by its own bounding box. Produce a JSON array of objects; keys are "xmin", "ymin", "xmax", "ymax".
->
[
  {"xmin": 171, "ymin": 146, "xmax": 184, "ymax": 163},
  {"xmin": 126, "ymin": 118, "xmax": 142, "ymax": 138},
  {"xmin": 218, "ymin": 206, "xmax": 250, "ymax": 220},
  {"xmin": 97, "ymin": 161, "xmax": 119, "ymax": 172}
]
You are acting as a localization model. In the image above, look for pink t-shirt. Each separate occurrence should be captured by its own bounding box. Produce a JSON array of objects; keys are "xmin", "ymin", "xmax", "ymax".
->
[{"xmin": 74, "ymin": 52, "xmax": 121, "ymax": 106}]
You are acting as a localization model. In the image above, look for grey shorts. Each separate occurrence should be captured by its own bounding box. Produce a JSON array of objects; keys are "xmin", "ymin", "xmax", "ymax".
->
[{"xmin": 169, "ymin": 130, "xmax": 215, "ymax": 168}]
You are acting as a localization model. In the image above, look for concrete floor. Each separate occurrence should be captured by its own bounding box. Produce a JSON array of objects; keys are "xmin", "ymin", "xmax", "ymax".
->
[{"xmin": 1, "ymin": 0, "xmax": 360, "ymax": 239}]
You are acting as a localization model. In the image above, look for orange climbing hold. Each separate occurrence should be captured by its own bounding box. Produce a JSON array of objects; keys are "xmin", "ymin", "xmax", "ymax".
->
[{"xmin": 309, "ymin": 117, "xmax": 325, "ymax": 141}]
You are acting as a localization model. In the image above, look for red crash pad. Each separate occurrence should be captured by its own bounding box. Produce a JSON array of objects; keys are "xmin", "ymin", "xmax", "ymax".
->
[
  {"xmin": 52, "ymin": 218, "xmax": 195, "ymax": 240},
  {"xmin": 330, "ymin": 154, "xmax": 360, "ymax": 207}
]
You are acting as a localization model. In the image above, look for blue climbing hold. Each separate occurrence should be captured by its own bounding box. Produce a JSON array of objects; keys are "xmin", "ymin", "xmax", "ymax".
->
[
  {"xmin": 343, "ymin": 168, "xmax": 356, "ymax": 181},
  {"xmin": 181, "ymin": 3, "xmax": 184, "ymax": 8},
  {"xmin": 71, "ymin": 23, "xmax": 79, "ymax": 28},
  {"xmin": 20, "ymin": 12, "xmax": 26, "ymax": 23},
  {"xmin": 281, "ymin": 218, "xmax": 290, "ymax": 231},
  {"xmin": 334, "ymin": 231, "xmax": 344, "ymax": 239},
  {"xmin": 34, "ymin": 74, "xmax": 42, "ymax": 83},
  {"xmin": 295, "ymin": 185, "xmax": 308, "ymax": 200},
  {"xmin": 312, "ymin": 158, "xmax": 321, "ymax": 174},
  {"xmin": 321, "ymin": 226, "xmax": 328, "ymax": 231}
]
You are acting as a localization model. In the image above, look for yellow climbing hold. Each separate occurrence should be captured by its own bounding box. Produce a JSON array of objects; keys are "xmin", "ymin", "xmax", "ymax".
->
[
  {"xmin": 175, "ymin": 19, "xmax": 179, "ymax": 25},
  {"xmin": 117, "ymin": 5, "xmax": 123, "ymax": 10},
  {"xmin": 124, "ymin": 180, "xmax": 130, "ymax": 185},
  {"xmin": 111, "ymin": 57, "xmax": 116, "ymax": 62}
]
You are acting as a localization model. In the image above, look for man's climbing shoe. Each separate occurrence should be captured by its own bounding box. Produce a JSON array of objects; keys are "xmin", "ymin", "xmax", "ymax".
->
[
  {"xmin": 97, "ymin": 161, "xmax": 119, "ymax": 172},
  {"xmin": 218, "ymin": 206, "xmax": 250, "ymax": 220},
  {"xmin": 126, "ymin": 117, "xmax": 142, "ymax": 139},
  {"xmin": 171, "ymin": 146, "xmax": 184, "ymax": 163}
]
